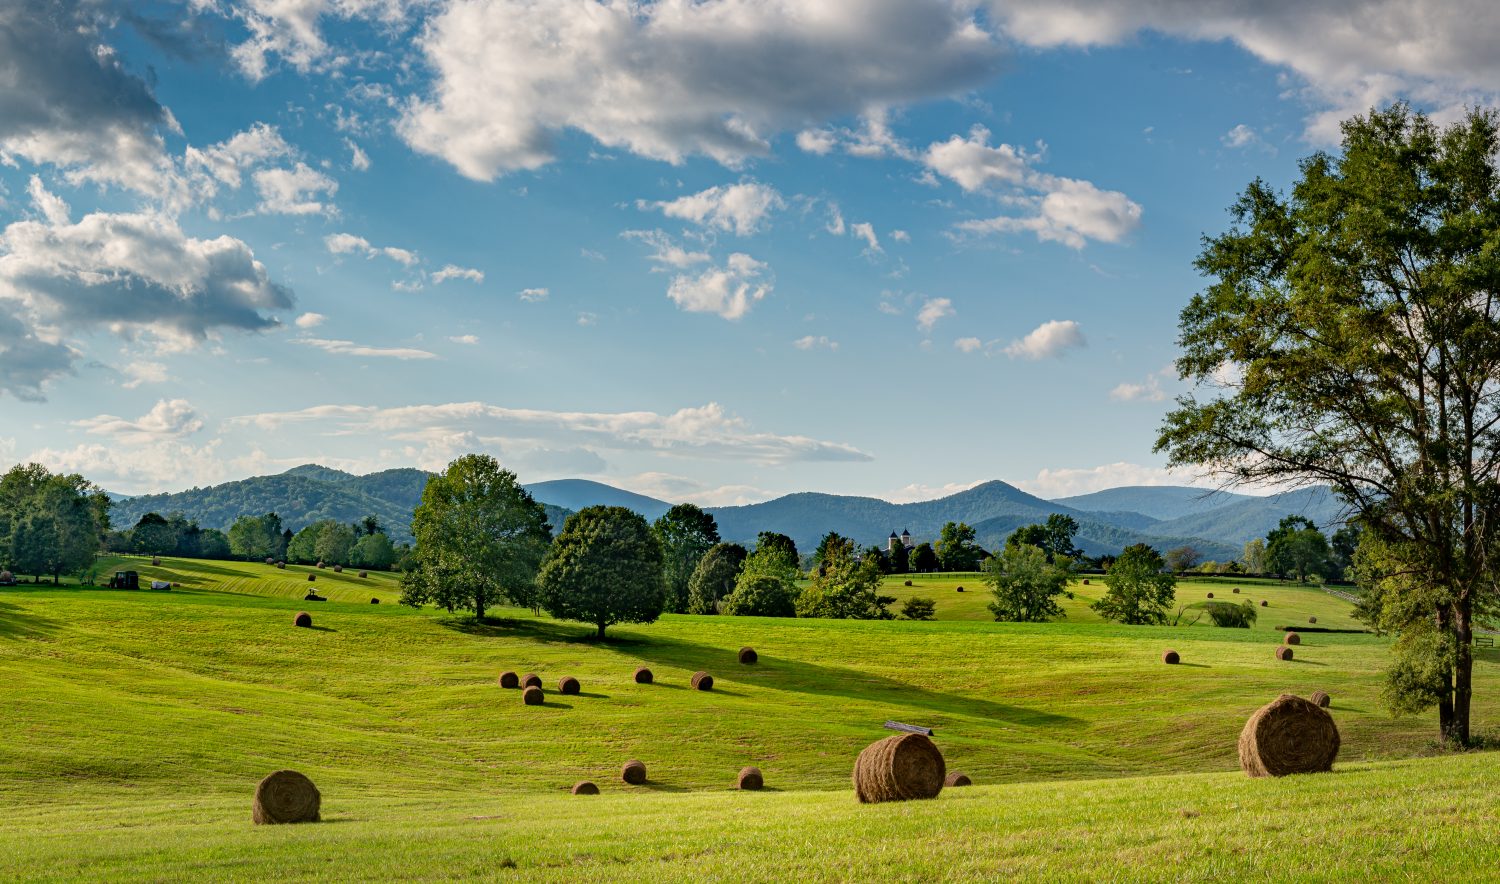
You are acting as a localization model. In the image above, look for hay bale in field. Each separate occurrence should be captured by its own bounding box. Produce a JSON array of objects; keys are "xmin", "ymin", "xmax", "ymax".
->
[
  {"xmin": 944, "ymin": 771, "xmax": 972, "ymax": 787},
  {"xmin": 307, "ymin": 573, "xmax": 316, "ymax": 582},
  {"xmin": 1162, "ymin": 649, "xmax": 1180, "ymax": 665},
  {"xmin": 1207, "ymin": 592, "xmax": 1214, "ymax": 598},
  {"xmin": 622, "ymin": 760, "xmax": 647, "ymax": 785},
  {"xmin": 571, "ymin": 781, "xmax": 599, "ymax": 795},
  {"xmin": 294, "ymin": 612, "xmax": 312, "ymax": 628},
  {"xmin": 277, "ymin": 562, "xmax": 286, "ymax": 569},
  {"xmin": 151, "ymin": 556, "xmax": 161, "ymax": 566},
  {"xmin": 904, "ymin": 580, "xmax": 913, "ymax": 586},
  {"xmin": 1233, "ymin": 587, "xmax": 1240, "ymax": 593},
  {"xmin": 522, "ymin": 673, "xmax": 542, "ymax": 689},
  {"xmin": 1082, "ymin": 579, "xmax": 1089, "ymax": 585},
  {"xmin": 265, "ymin": 557, "xmax": 275, "ymax": 565},
  {"xmin": 1309, "ymin": 616, "xmax": 1318, "ymax": 624},
  {"xmin": 1310, "ymin": 690, "xmax": 1331, "ymax": 708},
  {"xmin": 498, "ymin": 671, "xmax": 519, "ymax": 689},
  {"xmin": 358, "ymin": 570, "xmax": 368, "ymax": 579},
  {"xmin": 956, "ymin": 586, "xmax": 964, "ymax": 593},
  {"xmin": 316, "ymin": 561, "xmax": 325, "ymax": 569},
  {"xmin": 252, "ymin": 770, "xmax": 321, "ymax": 825},
  {"xmin": 1284, "ymin": 631, "xmax": 1301, "ymax": 645},
  {"xmin": 1260, "ymin": 600, "xmax": 1268, "ymax": 607},
  {"xmin": 1237, "ymin": 694, "xmax": 1339, "ymax": 777},
  {"xmin": 522, "ymin": 686, "xmax": 544, "ymax": 705},
  {"xmin": 633, "ymin": 667, "xmax": 653, "ymax": 684},
  {"xmin": 1275, "ymin": 646, "xmax": 1294, "ymax": 661},
  {"xmin": 738, "ymin": 647, "xmax": 758, "ymax": 665},
  {"xmin": 852, "ymin": 733, "xmax": 946, "ymax": 804},
  {"xmin": 333, "ymin": 565, "xmax": 343, "ymax": 573},
  {"xmin": 737, "ymin": 766, "xmax": 763, "ymax": 790},
  {"xmin": 559, "ymin": 676, "xmax": 581, "ymax": 695},
  {"xmin": 370, "ymin": 597, "xmax": 379, "ymax": 605},
  {"xmin": 691, "ymin": 671, "xmax": 714, "ymax": 691}
]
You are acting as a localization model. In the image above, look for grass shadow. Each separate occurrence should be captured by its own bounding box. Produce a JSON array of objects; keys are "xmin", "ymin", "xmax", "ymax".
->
[
  {"xmin": 1289, "ymin": 658, "xmax": 1327, "ymax": 666},
  {"xmin": 573, "ymin": 692, "xmax": 610, "ymax": 699},
  {"xmin": 539, "ymin": 700, "xmax": 573, "ymax": 709},
  {"xmin": 1174, "ymin": 662, "xmax": 1211, "ymax": 668},
  {"xmin": 306, "ymin": 625, "xmax": 337, "ymax": 633},
  {"xmin": 0, "ymin": 599, "xmax": 58, "ymax": 639}
]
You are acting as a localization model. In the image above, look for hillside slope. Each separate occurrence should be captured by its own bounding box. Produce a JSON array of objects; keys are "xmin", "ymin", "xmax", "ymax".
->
[{"xmin": 1054, "ymin": 485, "xmax": 1255, "ymax": 521}]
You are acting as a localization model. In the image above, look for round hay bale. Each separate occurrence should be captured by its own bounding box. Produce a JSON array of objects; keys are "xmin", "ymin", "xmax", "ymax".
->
[
  {"xmin": 316, "ymin": 561, "xmax": 325, "ymax": 569},
  {"xmin": 738, "ymin": 647, "xmax": 758, "ymax": 665},
  {"xmin": 151, "ymin": 556, "xmax": 161, "ymax": 566},
  {"xmin": 690, "ymin": 671, "xmax": 714, "ymax": 691},
  {"xmin": 956, "ymin": 586, "xmax": 964, "ymax": 592},
  {"xmin": 370, "ymin": 597, "xmax": 379, "ymax": 605},
  {"xmin": 1233, "ymin": 587, "xmax": 1240, "ymax": 593},
  {"xmin": 522, "ymin": 686, "xmax": 544, "ymax": 706},
  {"xmin": 333, "ymin": 565, "xmax": 343, "ymax": 573},
  {"xmin": 522, "ymin": 673, "xmax": 542, "ymax": 689},
  {"xmin": 498, "ymin": 671, "xmax": 519, "ymax": 689},
  {"xmin": 1162, "ymin": 649, "xmax": 1180, "ymax": 665},
  {"xmin": 1275, "ymin": 646, "xmax": 1294, "ymax": 661},
  {"xmin": 358, "ymin": 570, "xmax": 368, "ymax": 579},
  {"xmin": 277, "ymin": 562, "xmax": 286, "ymax": 569},
  {"xmin": 1207, "ymin": 592, "xmax": 1214, "ymax": 598},
  {"xmin": 903, "ymin": 580, "xmax": 912, "ymax": 586},
  {"xmin": 1309, "ymin": 616, "xmax": 1318, "ymax": 624},
  {"xmin": 307, "ymin": 574, "xmax": 316, "ymax": 582},
  {"xmin": 1310, "ymin": 690, "xmax": 1331, "ymax": 708},
  {"xmin": 559, "ymin": 676, "xmax": 581, "ymax": 695},
  {"xmin": 1260, "ymin": 600, "xmax": 1268, "ymax": 607},
  {"xmin": 633, "ymin": 666, "xmax": 653, "ymax": 684},
  {"xmin": 294, "ymin": 612, "xmax": 312, "ymax": 628},
  {"xmin": 265, "ymin": 557, "xmax": 275, "ymax": 565},
  {"xmin": 0, "ymin": 570, "xmax": 11, "ymax": 581},
  {"xmin": 252, "ymin": 770, "xmax": 321, "ymax": 825},
  {"xmin": 1082, "ymin": 579, "xmax": 1090, "ymax": 585},
  {"xmin": 852, "ymin": 733, "xmax": 946, "ymax": 804},
  {"xmin": 1284, "ymin": 631, "xmax": 1301, "ymax": 645},
  {"xmin": 621, "ymin": 760, "xmax": 647, "ymax": 785},
  {"xmin": 571, "ymin": 781, "xmax": 599, "ymax": 795},
  {"xmin": 737, "ymin": 766, "xmax": 764, "ymax": 790},
  {"xmin": 944, "ymin": 771, "xmax": 972, "ymax": 787},
  {"xmin": 1237, "ymin": 694, "xmax": 1339, "ymax": 777}
]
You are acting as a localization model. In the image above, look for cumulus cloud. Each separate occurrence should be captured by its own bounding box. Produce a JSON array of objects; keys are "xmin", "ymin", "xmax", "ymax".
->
[
  {"xmin": 1003, "ymin": 319, "xmax": 1085, "ymax": 359},
  {"xmin": 0, "ymin": 199, "xmax": 291, "ymax": 399},
  {"xmin": 795, "ymin": 128, "xmax": 839, "ymax": 155},
  {"xmin": 954, "ymin": 336, "xmax": 982, "ymax": 353},
  {"xmin": 120, "ymin": 360, "xmax": 169, "ymax": 389},
  {"xmin": 916, "ymin": 296, "xmax": 955, "ymax": 332},
  {"xmin": 324, "ymin": 232, "xmax": 418, "ymax": 265},
  {"xmin": 295, "ymin": 312, "xmax": 326, "ymax": 329},
  {"xmin": 74, "ymin": 398, "xmax": 204, "ymax": 442},
  {"xmin": 449, "ymin": 334, "xmax": 479, "ymax": 345},
  {"xmin": 227, "ymin": 399, "xmax": 873, "ymax": 466},
  {"xmin": 793, "ymin": 335, "xmax": 838, "ymax": 351},
  {"xmin": 184, "ymin": 123, "xmax": 294, "ymax": 201},
  {"xmin": 254, "ymin": 163, "xmax": 338, "ymax": 215},
  {"xmin": 850, "ymin": 222, "xmax": 881, "ymax": 253},
  {"xmin": 398, "ymin": 0, "xmax": 1000, "ymax": 179},
  {"xmin": 923, "ymin": 126, "xmax": 1032, "ymax": 191},
  {"xmin": 1109, "ymin": 377, "xmax": 1166, "ymax": 402},
  {"xmin": 622, "ymin": 230, "xmax": 713, "ymax": 269},
  {"xmin": 666, "ymin": 253, "xmax": 771, "ymax": 320},
  {"xmin": 639, "ymin": 181, "xmax": 784, "ymax": 236},
  {"xmin": 431, "ymin": 265, "xmax": 484, "ymax": 284},
  {"xmin": 346, "ymin": 139, "xmax": 371, "ymax": 171},
  {"xmin": 1016, "ymin": 461, "xmax": 1212, "ymax": 498},
  {"xmin": 293, "ymin": 337, "xmax": 437, "ymax": 360},
  {"xmin": 228, "ymin": 0, "xmax": 416, "ymax": 81},
  {"xmin": 518, "ymin": 287, "xmax": 549, "ymax": 302}
]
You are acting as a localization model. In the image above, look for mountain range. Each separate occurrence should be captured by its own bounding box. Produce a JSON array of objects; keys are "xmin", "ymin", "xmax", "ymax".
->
[{"xmin": 108, "ymin": 466, "xmax": 1349, "ymax": 560}]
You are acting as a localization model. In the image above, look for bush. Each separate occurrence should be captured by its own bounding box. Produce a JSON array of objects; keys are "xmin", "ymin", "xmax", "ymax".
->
[
  {"xmin": 721, "ymin": 575, "xmax": 796, "ymax": 617},
  {"xmin": 1205, "ymin": 600, "xmax": 1259, "ymax": 628},
  {"xmin": 900, "ymin": 597, "xmax": 936, "ymax": 621}
]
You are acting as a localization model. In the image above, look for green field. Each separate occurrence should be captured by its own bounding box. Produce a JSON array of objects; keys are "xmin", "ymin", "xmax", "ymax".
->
[{"xmin": 3, "ymin": 557, "xmax": 1495, "ymax": 880}]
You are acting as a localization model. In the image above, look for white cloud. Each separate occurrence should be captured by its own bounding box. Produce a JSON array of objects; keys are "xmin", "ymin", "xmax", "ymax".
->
[
  {"xmin": 883, "ymin": 479, "xmax": 985, "ymax": 503},
  {"xmin": 518, "ymin": 287, "xmax": 549, "ymax": 302},
  {"xmin": 0, "ymin": 206, "xmax": 290, "ymax": 400},
  {"xmin": 75, "ymin": 399, "xmax": 204, "ymax": 443},
  {"xmin": 449, "ymin": 334, "xmax": 479, "ymax": 345},
  {"xmin": 431, "ymin": 265, "xmax": 484, "ymax": 284},
  {"xmin": 227, "ymin": 0, "xmax": 416, "ymax": 81},
  {"xmin": 825, "ymin": 203, "xmax": 847, "ymax": 236},
  {"xmin": 1016, "ymin": 461, "xmax": 1211, "ymax": 499},
  {"xmin": 293, "ymin": 338, "xmax": 437, "ymax": 360},
  {"xmin": 1222, "ymin": 124, "xmax": 1257, "ymax": 149},
  {"xmin": 398, "ymin": 0, "xmax": 1000, "ymax": 179},
  {"xmin": 640, "ymin": 181, "xmax": 784, "ymax": 236},
  {"xmin": 27, "ymin": 177, "xmax": 69, "ymax": 226},
  {"xmin": 324, "ymin": 232, "xmax": 418, "ymax": 265},
  {"xmin": 1109, "ymin": 377, "xmax": 1166, "ymax": 402},
  {"xmin": 184, "ymin": 123, "xmax": 294, "ymax": 202},
  {"xmin": 26, "ymin": 438, "xmax": 231, "ymax": 495},
  {"xmin": 666, "ymin": 253, "xmax": 770, "ymax": 320},
  {"xmin": 622, "ymin": 230, "xmax": 713, "ymax": 269},
  {"xmin": 923, "ymin": 126, "xmax": 1032, "ymax": 191},
  {"xmin": 795, "ymin": 128, "xmax": 838, "ymax": 155},
  {"xmin": 916, "ymin": 296, "xmax": 954, "ymax": 332},
  {"xmin": 254, "ymin": 163, "xmax": 338, "ymax": 215},
  {"xmin": 346, "ymin": 139, "xmax": 371, "ymax": 171},
  {"xmin": 227, "ymin": 399, "xmax": 873, "ymax": 466},
  {"xmin": 120, "ymin": 360, "xmax": 169, "ymax": 389},
  {"xmin": 295, "ymin": 312, "xmax": 326, "ymax": 329},
  {"xmin": 1003, "ymin": 319, "xmax": 1085, "ymax": 360},
  {"xmin": 954, "ymin": 336, "xmax": 982, "ymax": 353},
  {"xmin": 576, "ymin": 312, "xmax": 599, "ymax": 327},
  {"xmin": 891, "ymin": 229, "xmax": 911, "ymax": 243},
  {"xmin": 793, "ymin": 335, "xmax": 838, "ymax": 351},
  {"xmin": 850, "ymin": 222, "xmax": 881, "ymax": 252}
]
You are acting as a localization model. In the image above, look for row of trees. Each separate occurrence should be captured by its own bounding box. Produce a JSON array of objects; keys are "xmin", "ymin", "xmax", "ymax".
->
[
  {"xmin": 106, "ymin": 512, "xmax": 232, "ymax": 559},
  {"xmin": 0, "ymin": 464, "xmax": 110, "ymax": 583},
  {"xmin": 224, "ymin": 512, "xmax": 400, "ymax": 569}
]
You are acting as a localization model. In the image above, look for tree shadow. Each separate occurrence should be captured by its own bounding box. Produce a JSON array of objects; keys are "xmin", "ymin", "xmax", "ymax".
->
[{"xmin": 0, "ymin": 599, "xmax": 57, "ymax": 639}]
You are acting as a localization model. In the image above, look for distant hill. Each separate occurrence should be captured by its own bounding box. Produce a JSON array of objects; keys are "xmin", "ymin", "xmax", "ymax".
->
[
  {"xmin": 1149, "ymin": 487, "xmax": 1347, "ymax": 544},
  {"xmin": 522, "ymin": 479, "xmax": 672, "ymax": 522},
  {"xmin": 1054, "ymin": 485, "xmax": 1255, "ymax": 521}
]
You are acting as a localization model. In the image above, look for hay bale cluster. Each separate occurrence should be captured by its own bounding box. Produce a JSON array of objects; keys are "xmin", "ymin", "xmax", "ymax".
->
[
  {"xmin": 522, "ymin": 673, "xmax": 542, "ymax": 689},
  {"xmin": 252, "ymin": 770, "xmax": 321, "ymax": 824},
  {"xmin": 737, "ymin": 766, "xmax": 763, "ymax": 790},
  {"xmin": 691, "ymin": 671, "xmax": 714, "ymax": 691},
  {"xmin": 738, "ymin": 647, "xmax": 757, "ymax": 665},
  {"xmin": 853, "ymin": 733, "xmax": 946, "ymax": 804},
  {"xmin": 622, "ymin": 760, "xmax": 647, "ymax": 785},
  {"xmin": 633, "ymin": 667, "xmax": 654, "ymax": 684},
  {"xmin": 1238, "ymin": 694, "xmax": 1340, "ymax": 777},
  {"xmin": 1162, "ymin": 649, "xmax": 1180, "ymax": 665}
]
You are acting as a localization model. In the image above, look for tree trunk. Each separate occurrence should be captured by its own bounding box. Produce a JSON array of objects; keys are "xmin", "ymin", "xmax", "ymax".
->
[
  {"xmin": 1452, "ymin": 599, "xmax": 1474, "ymax": 746},
  {"xmin": 475, "ymin": 595, "xmax": 485, "ymax": 622},
  {"xmin": 1437, "ymin": 605, "xmax": 1456, "ymax": 740},
  {"xmin": 597, "ymin": 621, "xmax": 607, "ymax": 640}
]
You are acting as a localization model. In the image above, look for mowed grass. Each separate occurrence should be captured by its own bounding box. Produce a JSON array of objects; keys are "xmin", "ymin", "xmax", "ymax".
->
[
  {"xmin": 3, "ymin": 556, "xmax": 1497, "ymax": 880},
  {"xmin": 884, "ymin": 572, "xmax": 1366, "ymax": 631},
  {"xmin": 90, "ymin": 554, "xmax": 405, "ymax": 603}
]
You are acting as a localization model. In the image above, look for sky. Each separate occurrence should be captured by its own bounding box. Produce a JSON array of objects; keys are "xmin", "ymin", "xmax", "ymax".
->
[{"xmin": 1, "ymin": 0, "xmax": 1496, "ymax": 504}]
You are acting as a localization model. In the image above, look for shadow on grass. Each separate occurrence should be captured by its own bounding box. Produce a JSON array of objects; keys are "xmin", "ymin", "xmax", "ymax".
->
[
  {"xmin": 573, "ymin": 692, "xmax": 610, "ymax": 699},
  {"xmin": 438, "ymin": 615, "xmax": 1080, "ymax": 728},
  {"xmin": 306, "ymin": 625, "xmax": 337, "ymax": 633},
  {"xmin": 1174, "ymin": 662, "xmax": 1211, "ymax": 668},
  {"xmin": 1289, "ymin": 658, "xmax": 1327, "ymax": 666},
  {"xmin": 0, "ymin": 599, "xmax": 57, "ymax": 639},
  {"xmin": 638, "ymin": 781, "xmax": 691, "ymax": 793}
]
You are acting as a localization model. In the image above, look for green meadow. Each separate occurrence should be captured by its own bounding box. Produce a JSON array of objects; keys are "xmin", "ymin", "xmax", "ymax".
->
[{"xmin": 2, "ymin": 556, "xmax": 1496, "ymax": 880}]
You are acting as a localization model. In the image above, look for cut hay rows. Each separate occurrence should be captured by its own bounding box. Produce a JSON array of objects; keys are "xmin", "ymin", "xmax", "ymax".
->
[
  {"xmin": 1238, "ymin": 694, "xmax": 1340, "ymax": 777},
  {"xmin": 852, "ymin": 733, "xmax": 945, "ymax": 804},
  {"xmin": 251, "ymin": 770, "xmax": 320, "ymax": 825}
]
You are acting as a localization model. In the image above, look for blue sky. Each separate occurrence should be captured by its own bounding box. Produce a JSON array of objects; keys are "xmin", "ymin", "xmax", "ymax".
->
[{"xmin": 1, "ymin": 0, "xmax": 1492, "ymax": 503}]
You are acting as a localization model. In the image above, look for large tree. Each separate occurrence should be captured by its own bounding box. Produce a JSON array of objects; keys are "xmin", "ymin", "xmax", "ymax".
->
[
  {"xmin": 722, "ymin": 541, "xmax": 799, "ymax": 617},
  {"xmin": 936, "ymin": 521, "xmax": 983, "ymax": 572},
  {"xmin": 653, "ymin": 503, "xmax": 720, "ymax": 614},
  {"xmin": 985, "ymin": 543, "xmax": 1073, "ymax": 623},
  {"xmin": 1092, "ymin": 544, "xmax": 1176, "ymax": 626},
  {"xmin": 686, "ymin": 542, "xmax": 746, "ymax": 614},
  {"xmin": 1265, "ymin": 516, "xmax": 1332, "ymax": 582},
  {"xmin": 795, "ymin": 535, "xmax": 893, "ymax": 620},
  {"xmin": 0, "ymin": 464, "xmax": 108, "ymax": 583},
  {"xmin": 1007, "ymin": 514, "xmax": 1083, "ymax": 562},
  {"xmin": 1156, "ymin": 105, "xmax": 1500, "ymax": 744},
  {"xmin": 539, "ymin": 505, "xmax": 665, "ymax": 639},
  {"xmin": 400, "ymin": 454, "xmax": 552, "ymax": 620}
]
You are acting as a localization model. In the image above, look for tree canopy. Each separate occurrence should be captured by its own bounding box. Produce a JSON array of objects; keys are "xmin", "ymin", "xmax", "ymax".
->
[
  {"xmin": 985, "ymin": 542, "xmax": 1073, "ymax": 622},
  {"xmin": 936, "ymin": 521, "xmax": 984, "ymax": 571},
  {"xmin": 0, "ymin": 464, "xmax": 109, "ymax": 583},
  {"xmin": 794, "ymin": 535, "xmax": 893, "ymax": 619},
  {"xmin": 653, "ymin": 503, "xmax": 720, "ymax": 613},
  {"xmin": 686, "ymin": 542, "xmax": 746, "ymax": 614},
  {"xmin": 539, "ymin": 505, "xmax": 665, "ymax": 638},
  {"xmin": 1092, "ymin": 544, "xmax": 1176, "ymax": 625}
]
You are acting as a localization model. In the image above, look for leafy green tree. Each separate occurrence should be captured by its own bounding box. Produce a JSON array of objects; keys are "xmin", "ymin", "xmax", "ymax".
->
[
  {"xmin": 351, "ymin": 532, "xmax": 397, "ymax": 569},
  {"xmin": 400, "ymin": 454, "xmax": 552, "ymax": 620},
  {"xmin": 1007, "ymin": 514, "xmax": 1083, "ymax": 562},
  {"xmin": 228, "ymin": 513, "xmax": 284, "ymax": 561},
  {"xmin": 131, "ymin": 513, "xmax": 176, "ymax": 556},
  {"xmin": 686, "ymin": 542, "xmax": 746, "ymax": 614},
  {"xmin": 795, "ymin": 535, "xmax": 893, "ymax": 619},
  {"xmin": 1331, "ymin": 523, "xmax": 1362, "ymax": 575},
  {"xmin": 984, "ymin": 543, "xmax": 1073, "ymax": 622},
  {"xmin": 936, "ymin": 521, "xmax": 983, "ymax": 571},
  {"xmin": 314, "ymin": 522, "xmax": 357, "ymax": 565},
  {"xmin": 1164, "ymin": 546, "xmax": 1201, "ymax": 573},
  {"xmin": 1203, "ymin": 600, "xmax": 1259, "ymax": 628},
  {"xmin": 887, "ymin": 540, "xmax": 908, "ymax": 574},
  {"xmin": 754, "ymin": 532, "xmax": 798, "ymax": 571},
  {"xmin": 908, "ymin": 542, "xmax": 937, "ymax": 573},
  {"xmin": 720, "ymin": 574, "xmax": 797, "ymax": 617},
  {"xmin": 1156, "ymin": 105, "xmax": 1500, "ymax": 744},
  {"xmin": 900, "ymin": 597, "xmax": 936, "ymax": 621},
  {"xmin": 1242, "ymin": 538, "xmax": 1267, "ymax": 574},
  {"xmin": 539, "ymin": 505, "xmax": 664, "ymax": 638},
  {"xmin": 8, "ymin": 506, "xmax": 56, "ymax": 583},
  {"xmin": 286, "ymin": 523, "xmax": 321, "ymax": 564},
  {"xmin": 861, "ymin": 545, "xmax": 889, "ymax": 574},
  {"xmin": 813, "ymin": 531, "xmax": 846, "ymax": 566},
  {"xmin": 653, "ymin": 503, "xmax": 720, "ymax": 614},
  {"xmin": 1265, "ymin": 516, "xmax": 1332, "ymax": 582},
  {"xmin": 1093, "ymin": 544, "xmax": 1176, "ymax": 625},
  {"xmin": 197, "ymin": 529, "xmax": 232, "ymax": 559}
]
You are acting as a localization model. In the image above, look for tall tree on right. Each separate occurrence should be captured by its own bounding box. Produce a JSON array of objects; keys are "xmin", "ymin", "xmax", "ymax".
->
[
  {"xmin": 1156, "ymin": 104, "xmax": 1500, "ymax": 746},
  {"xmin": 652, "ymin": 503, "xmax": 720, "ymax": 614},
  {"xmin": 1092, "ymin": 544, "xmax": 1175, "ymax": 625}
]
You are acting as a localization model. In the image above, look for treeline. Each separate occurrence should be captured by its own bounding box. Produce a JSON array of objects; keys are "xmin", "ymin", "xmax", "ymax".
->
[
  {"xmin": 225, "ymin": 513, "xmax": 402, "ymax": 569},
  {"xmin": 0, "ymin": 464, "xmax": 111, "ymax": 583}
]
